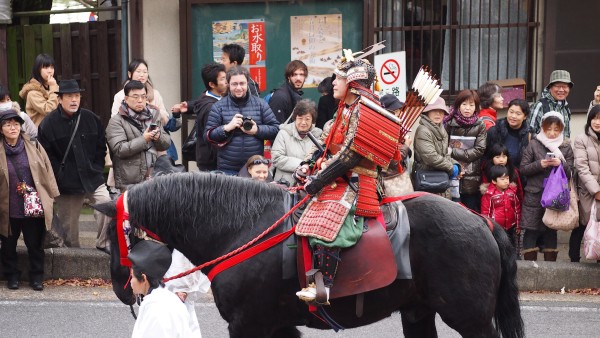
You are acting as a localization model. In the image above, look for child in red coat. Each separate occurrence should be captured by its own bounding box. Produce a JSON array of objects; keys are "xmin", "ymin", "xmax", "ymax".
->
[{"xmin": 481, "ymin": 165, "xmax": 521, "ymax": 250}]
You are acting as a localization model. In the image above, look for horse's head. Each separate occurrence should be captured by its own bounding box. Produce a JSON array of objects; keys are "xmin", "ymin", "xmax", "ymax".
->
[{"xmin": 92, "ymin": 199, "xmax": 140, "ymax": 306}]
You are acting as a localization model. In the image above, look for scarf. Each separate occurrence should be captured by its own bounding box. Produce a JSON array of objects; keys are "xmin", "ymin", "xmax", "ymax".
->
[
  {"xmin": 120, "ymin": 100, "xmax": 152, "ymax": 126},
  {"xmin": 535, "ymin": 130, "xmax": 565, "ymax": 162},
  {"xmin": 3, "ymin": 136, "xmax": 25, "ymax": 156},
  {"xmin": 444, "ymin": 107, "xmax": 479, "ymax": 128}
]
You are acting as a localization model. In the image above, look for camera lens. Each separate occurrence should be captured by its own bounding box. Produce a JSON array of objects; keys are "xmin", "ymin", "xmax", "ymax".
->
[{"xmin": 242, "ymin": 119, "xmax": 253, "ymax": 131}]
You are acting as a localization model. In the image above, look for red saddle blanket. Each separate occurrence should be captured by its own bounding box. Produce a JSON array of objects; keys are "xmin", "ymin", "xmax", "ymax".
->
[{"xmin": 297, "ymin": 218, "xmax": 398, "ymax": 299}]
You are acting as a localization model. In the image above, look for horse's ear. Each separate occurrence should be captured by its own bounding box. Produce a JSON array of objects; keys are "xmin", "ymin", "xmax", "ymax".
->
[{"xmin": 91, "ymin": 200, "xmax": 117, "ymax": 218}]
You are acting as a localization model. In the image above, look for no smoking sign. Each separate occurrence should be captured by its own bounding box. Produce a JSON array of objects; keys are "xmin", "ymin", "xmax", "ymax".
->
[
  {"xmin": 374, "ymin": 52, "xmax": 407, "ymax": 102},
  {"xmin": 380, "ymin": 59, "xmax": 400, "ymax": 85}
]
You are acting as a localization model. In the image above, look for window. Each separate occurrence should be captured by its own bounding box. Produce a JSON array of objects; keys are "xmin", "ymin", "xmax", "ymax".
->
[{"xmin": 373, "ymin": 0, "xmax": 539, "ymax": 97}]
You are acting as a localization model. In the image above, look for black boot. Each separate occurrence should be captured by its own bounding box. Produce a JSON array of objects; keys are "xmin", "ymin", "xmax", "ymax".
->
[
  {"xmin": 7, "ymin": 275, "xmax": 19, "ymax": 290},
  {"xmin": 30, "ymin": 275, "xmax": 43, "ymax": 291},
  {"xmin": 314, "ymin": 245, "xmax": 341, "ymax": 288}
]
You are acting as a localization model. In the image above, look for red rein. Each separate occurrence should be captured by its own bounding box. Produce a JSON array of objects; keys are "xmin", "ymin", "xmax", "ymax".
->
[{"xmin": 115, "ymin": 192, "xmax": 311, "ymax": 284}]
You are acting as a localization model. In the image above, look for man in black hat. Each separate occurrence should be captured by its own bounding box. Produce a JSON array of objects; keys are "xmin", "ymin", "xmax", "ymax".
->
[{"xmin": 38, "ymin": 79, "xmax": 111, "ymax": 251}]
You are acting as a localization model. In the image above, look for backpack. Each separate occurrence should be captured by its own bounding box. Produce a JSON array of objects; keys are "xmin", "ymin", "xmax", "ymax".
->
[{"xmin": 263, "ymin": 88, "xmax": 277, "ymax": 103}]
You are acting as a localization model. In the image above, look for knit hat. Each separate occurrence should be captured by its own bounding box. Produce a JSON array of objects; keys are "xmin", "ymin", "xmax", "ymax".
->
[
  {"xmin": 546, "ymin": 70, "xmax": 573, "ymax": 89},
  {"xmin": 541, "ymin": 111, "xmax": 565, "ymax": 126},
  {"xmin": 422, "ymin": 97, "xmax": 449, "ymax": 115},
  {"xmin": 128, "ymin": 241, "xmax": 172, "ymax": 280},
  {"xmin": 380, "ymin": 94, "xmax": 404, "ymax": 111}
]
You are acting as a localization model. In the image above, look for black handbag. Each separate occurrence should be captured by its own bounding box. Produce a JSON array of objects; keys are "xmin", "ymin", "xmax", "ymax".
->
[
  {"xmin": 181, "ymin": 124, "xmax": 197, "ymax": 162},
  {"xmin": 412, "ymin": 170, "xmax": 450, "ymax": 193}
]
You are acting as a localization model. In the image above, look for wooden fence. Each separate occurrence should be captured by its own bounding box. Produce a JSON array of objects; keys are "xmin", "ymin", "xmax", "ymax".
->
[{"xmin": 7, "ymin": 20, "xmax": 122, "ymax": 127}]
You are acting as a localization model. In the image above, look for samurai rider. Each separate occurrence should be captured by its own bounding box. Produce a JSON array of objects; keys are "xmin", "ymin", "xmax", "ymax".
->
[{"xmin": 294, "ymin": 50, "xmax": 401, "ymax": 303}]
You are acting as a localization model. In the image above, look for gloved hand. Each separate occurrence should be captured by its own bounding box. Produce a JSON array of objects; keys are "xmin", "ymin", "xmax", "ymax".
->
[
  {"xmin": 293, "ymin": 164, "xmax": 310, "ymax": 183},
  {"xmin": 304, "ymin": 176, "xmax": 325, "ymax": 195}
]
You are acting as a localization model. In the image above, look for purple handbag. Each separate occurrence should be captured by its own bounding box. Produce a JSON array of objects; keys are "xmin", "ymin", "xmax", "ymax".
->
[{"xmin": 541, "ymin": 163, "xmax": 570, "ymax": 211}]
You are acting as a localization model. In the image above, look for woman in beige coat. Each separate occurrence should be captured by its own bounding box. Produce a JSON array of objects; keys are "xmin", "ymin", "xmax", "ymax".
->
[
  {"xmin": 0, "ymin": 109, "xmax": 59, "ymax": 290},
  {"xmin": 572, "ymin": 105, "xmax": 600, "ymax": 262},
  {"xmin": 18, "ymin": 54, "xmax": 59, "ymax": 126}
]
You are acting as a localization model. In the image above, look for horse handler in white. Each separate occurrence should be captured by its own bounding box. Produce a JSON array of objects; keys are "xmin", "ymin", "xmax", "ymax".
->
[{"xmin": 129, "ymin": 241, "xmax": 192, "ymax": 337}]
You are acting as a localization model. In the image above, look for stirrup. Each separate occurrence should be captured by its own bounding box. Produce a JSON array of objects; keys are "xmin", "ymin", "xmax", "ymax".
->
[{"xmin": 296, "ymin": 283, "xmax": 330, "ymax": 304}]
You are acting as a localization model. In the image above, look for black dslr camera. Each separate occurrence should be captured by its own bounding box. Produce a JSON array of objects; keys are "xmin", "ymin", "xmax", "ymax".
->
[{"xmin": 242, "ymin": 116, "xmax": 254, "ymax": 131}]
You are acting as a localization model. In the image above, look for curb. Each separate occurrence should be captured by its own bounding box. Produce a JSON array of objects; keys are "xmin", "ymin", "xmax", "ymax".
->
[
  {"xmin": 4, "ymin": 248, "xmax": 600, "ymax": 292},
  {"xmin": 1, "ymin": 247, "xmax": 110, "ymax": 281},
  {"xmin": 517, "ymin": 260, "xmax": 600, "ymax": 291}
]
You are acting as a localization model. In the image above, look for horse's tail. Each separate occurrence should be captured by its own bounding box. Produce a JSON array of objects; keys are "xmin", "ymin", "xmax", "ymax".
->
[{"xmin": 491, "ymin": 222, "xmax": 525, "ymax": 338}]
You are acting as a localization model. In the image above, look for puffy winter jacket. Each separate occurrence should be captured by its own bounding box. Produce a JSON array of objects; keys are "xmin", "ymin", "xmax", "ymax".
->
[
  {"xmin": 413, "ymin": 115, "xmax": 455, "ymax": 175},
  {"xmin": 519, "ymin": 136, "xmax": 574, "ymax": 231},
  {"xmin": 205, "ymin": 93, "xmax": 280, "ymax": 172},
  {"xmin": 480, "ymin": 182, "xmax": 521, "ymax": 230},
  {"xmin": 271, "ymin": 122, "xmax": 322, "ymax": 185},
  {"xmin": 106, "ymin": 106, "xmax": 171, "ymax": 189},
  {"xmin": 446, "ymin": 118, "xmax": 487, "ymax": 194}
]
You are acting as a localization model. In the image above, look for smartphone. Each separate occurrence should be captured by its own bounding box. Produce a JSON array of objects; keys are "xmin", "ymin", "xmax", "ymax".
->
[
  {"xmin": 545, "ymin": 152, "xmax": 556, "ymax": 159},
  {"xmin": 149, "ymin": 123, "xmax": 158, "ymax": 131}
]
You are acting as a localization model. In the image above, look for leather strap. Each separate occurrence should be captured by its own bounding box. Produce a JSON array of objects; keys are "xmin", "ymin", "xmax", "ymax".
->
[
  {"xmin": 58, "ymin": 113, "xmax": 81, "ymax": 177},
  {"xmin": 356, "ymin": 293, "xmax": 364, "ymax": 318}
]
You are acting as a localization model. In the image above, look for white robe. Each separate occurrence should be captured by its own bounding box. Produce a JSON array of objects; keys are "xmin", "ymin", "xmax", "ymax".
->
[
  {"xmin": 164, "ymin": 249, "xmax": 211, "ymax": 337},
  {"xmin": 131, "ymin": 287, "xmax": 192, "ymax": 338}
]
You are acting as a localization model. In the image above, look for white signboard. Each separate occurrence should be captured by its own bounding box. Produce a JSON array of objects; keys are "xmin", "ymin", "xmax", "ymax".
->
[{"xmin": 374, "ymin": 51, "xmax": 407, "ymax": 102}]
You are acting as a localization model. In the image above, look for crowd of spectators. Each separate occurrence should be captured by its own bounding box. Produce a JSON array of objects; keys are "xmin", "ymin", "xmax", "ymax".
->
[{"xmin": 2, "ymin": 46, "xmax": 600, "ymax": 296}]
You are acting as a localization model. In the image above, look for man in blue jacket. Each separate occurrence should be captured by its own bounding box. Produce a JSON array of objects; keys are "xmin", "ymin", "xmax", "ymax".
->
[{"xmin": 204, "ymin": 66, "xmax": 279, "ymax": 175}]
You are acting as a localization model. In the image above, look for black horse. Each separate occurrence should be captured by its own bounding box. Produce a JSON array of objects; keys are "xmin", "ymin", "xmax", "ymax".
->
[{"xmin": 96, "ymin": 172, "xmax": 524, "ymax": 338}]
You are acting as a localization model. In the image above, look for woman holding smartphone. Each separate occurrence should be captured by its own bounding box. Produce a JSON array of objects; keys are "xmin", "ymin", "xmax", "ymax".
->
[{"xmin": 519, "ymin": 111, "xmax": 574, "ymax": 261}]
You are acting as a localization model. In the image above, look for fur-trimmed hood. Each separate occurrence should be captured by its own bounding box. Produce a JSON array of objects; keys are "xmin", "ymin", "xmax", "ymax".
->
[
  {"xmin": 19, "ymin": 78, "xmax": 48, "ymax": 100},
  {"xmin": 480, "ymin": 182, "xmax": 517, "ymax": 195}
]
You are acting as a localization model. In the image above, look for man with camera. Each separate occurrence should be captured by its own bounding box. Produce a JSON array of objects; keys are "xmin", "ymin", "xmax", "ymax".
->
[
  {"xmin": 38, "ymin": 79, "xmax": 111, "ymax": 250},
  {"xmin": 205, "ymin": 66, "xmax": 279, "ymax": 175},
  {"xmin": 106, "ymin": 80, "xmax": 171, "ymax": 190}
]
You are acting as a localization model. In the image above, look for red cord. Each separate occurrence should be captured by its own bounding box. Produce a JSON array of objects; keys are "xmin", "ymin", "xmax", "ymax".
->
[{"xmin": 162, "ymin": 192, "xmax": 311, "ymax": 283}]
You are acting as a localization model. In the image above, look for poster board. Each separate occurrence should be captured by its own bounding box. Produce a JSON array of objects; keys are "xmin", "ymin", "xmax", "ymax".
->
[
  {"xmin": 492, "ymin": 78, "xmax": 526, "ymax": 108},
  {"xmin": 190, "ymin": 0, "xmax": 363, "ymax": 101}
]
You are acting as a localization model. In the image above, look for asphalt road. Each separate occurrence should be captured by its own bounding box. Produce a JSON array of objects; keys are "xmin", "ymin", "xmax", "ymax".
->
[{"xmin": 1, "ymin": 287, "xmax": 600, "ymax": 337}]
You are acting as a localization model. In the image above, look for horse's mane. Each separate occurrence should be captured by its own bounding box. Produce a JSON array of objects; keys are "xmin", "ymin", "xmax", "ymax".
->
[{"xmin": 127, "ymin": 172, "xmax": 288, "ymax": 241}]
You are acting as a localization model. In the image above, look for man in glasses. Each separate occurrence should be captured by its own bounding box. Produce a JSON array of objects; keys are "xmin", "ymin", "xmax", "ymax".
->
[
  {"xmin": 106, "ymin": 80, "xmax": 171, "ymax": 190},
  {"xmin": 529, "ymin": 69, "xmax": 574, "ymax": 137},
  {"xmin": 38, "ymin": 79, "xmax": 112, "ymax": 250},
  {"xmin": 205, "ymin": 66, "xmax": 279, "ymax": 175}
]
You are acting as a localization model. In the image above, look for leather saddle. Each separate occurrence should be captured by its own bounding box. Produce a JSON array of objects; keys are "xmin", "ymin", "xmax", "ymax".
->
[{"xmin": 297, "ymin": 217, "xmax": 398, "ymax": 300}]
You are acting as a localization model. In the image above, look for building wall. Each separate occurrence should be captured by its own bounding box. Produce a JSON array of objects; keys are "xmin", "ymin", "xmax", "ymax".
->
[{"xmin": 142, "ymin": 1, "xmax": 183, "ymax": 162}]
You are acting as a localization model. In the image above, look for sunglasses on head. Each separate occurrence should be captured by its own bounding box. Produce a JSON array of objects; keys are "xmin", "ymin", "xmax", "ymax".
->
[{"xmin": 252, "ymin": 159, "xmax": 271, "ymax": 165}]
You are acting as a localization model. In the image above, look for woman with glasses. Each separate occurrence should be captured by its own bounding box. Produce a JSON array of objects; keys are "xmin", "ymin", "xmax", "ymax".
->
[
  {"xmin": 111, "ymin": 59, "xmax": 169, "ymax": 121},
  {"xmin": 18, "ymin": 54, "xmax": 59, "ymax": 126},
  {"xmin": 271, "ymin": 99, "xmax": 322, "ymax": 186},
  {"xmin": 0, "ymin": 109, "xmax": 59, "ymax": 291}
]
